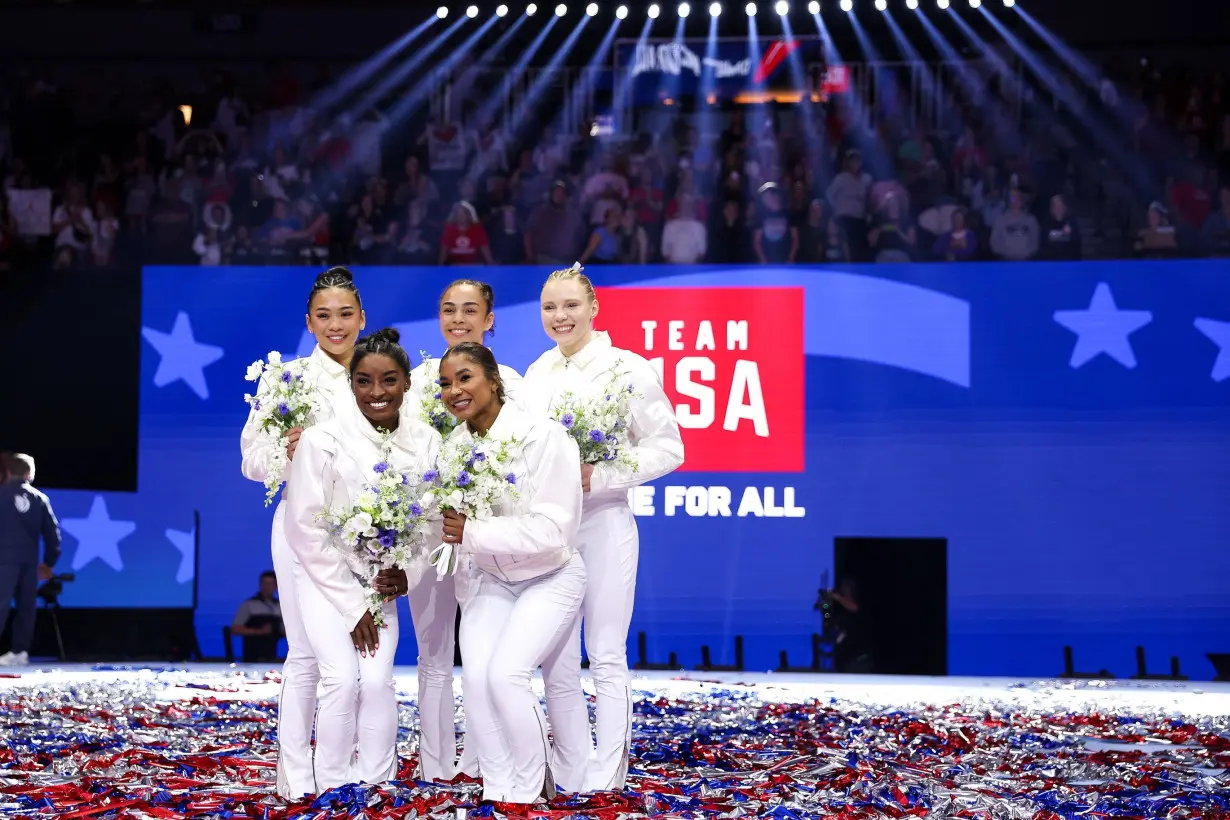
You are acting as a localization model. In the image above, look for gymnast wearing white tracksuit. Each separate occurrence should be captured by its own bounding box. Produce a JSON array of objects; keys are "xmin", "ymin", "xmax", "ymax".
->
[
  {"xmin": 435, "ymin": 342, "xmax": 589, "ymax": 806},
  {"xmin": 282, "ymin": 328, "xmax": 442, "ymax": 792},
  {"xmin": 524, "ymin": 265, "xmax": 685, "ymax": 792},
  {"xmin": 241, "ymin": 268, "xmax": 392, "ymax": 800},
  {"xmin": 399, "ymin": 279, "xmax": 523, "ymax": 781}
]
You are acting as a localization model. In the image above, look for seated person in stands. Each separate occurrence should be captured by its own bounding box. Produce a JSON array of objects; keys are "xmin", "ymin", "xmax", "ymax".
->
[{"xmin": 231, "ymin": 570, "xmax": 284, "ymax": 662}]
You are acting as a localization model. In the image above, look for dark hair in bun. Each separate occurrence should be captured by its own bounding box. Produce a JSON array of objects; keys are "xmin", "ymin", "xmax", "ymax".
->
[
  {"xmin": 308, "ymin": 266, "xmax": 362, "ymax": 312},
  {"xmin": 440, "ymin": 341, "xmax": 506, "ymax": 402},
  {"xmin": 350, "ymin": 327, "xmax": 411, "ymax": 379}
]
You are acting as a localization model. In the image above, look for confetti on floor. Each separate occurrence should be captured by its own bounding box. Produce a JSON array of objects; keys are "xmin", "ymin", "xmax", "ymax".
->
[{"xmin": 2, "ymin": 665, "xmax": 1229, "ymax": 818}]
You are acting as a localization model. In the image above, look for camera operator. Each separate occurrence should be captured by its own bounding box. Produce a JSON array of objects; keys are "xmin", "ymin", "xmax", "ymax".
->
[
  {"xmin": 815, "ymin": 577, "xmax": 872, "ymax": 674},
  {"xmin": 231, "ymin": 570, "xmax": 284, "ymax": 663},
  {"xmin": 0, "ymin": 453, "xmax": 62, "ymax": 667}
]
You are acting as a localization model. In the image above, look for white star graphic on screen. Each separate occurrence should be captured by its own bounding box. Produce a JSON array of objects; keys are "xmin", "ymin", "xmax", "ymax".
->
[
  {"xmin": 165, "ymin": 527, "xmax": 195, "ymax": 583},
  {"xmin": 1194, "ymin": 318, "xmax": 1230, "ymax": 382},
  {"xmin": 62, "ymin": 496, "xmax": 137, "ymax": 573},
  {"xmin": 142, "ymin": 311, "xmax": 225, "ymax": 400},
  {"xmin": 1053, "ymin": 282, "xmax": 1153, "ymax": 369}
]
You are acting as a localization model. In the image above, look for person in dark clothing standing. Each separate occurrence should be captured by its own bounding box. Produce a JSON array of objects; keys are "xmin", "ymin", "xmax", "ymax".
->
[{"xmin": 0, "ymin": 453, "xmax": 61, "ymax": 666}]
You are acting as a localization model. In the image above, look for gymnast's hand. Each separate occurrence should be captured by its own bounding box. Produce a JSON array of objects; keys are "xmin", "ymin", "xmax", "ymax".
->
[
  {"xmin": 580, "ymin": 463, "xmax": 594, "ymax": 493},
  {"xmin": 285, "ymin": 427, "xmax": 305, "ymax": 460},
  {"xmin": 442, "ymin": 509, "xmax": 467, "ymax": 546},
  {"xmin": 351, "ymin": 611, "xmax": 380, "ymax": 657},
  {"xmin": 373, "ymin": 568, "xmax": 408, "ymax": 600}
]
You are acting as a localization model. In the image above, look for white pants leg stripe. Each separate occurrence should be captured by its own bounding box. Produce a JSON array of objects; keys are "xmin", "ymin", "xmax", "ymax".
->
[{"xmin": 406, "ymin": 571, "xmax": 460, "ymax": 781}]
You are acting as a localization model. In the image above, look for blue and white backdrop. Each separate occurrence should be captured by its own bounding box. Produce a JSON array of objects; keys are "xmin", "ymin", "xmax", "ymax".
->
[{"xmin": 45, "ymin": 262, "xmax": 1230, "ymax": 677}]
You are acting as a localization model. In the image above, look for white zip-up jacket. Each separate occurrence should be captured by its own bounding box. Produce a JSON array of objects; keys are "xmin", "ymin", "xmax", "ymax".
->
[
  {"xmin": 282, "ymin": 400, "xmax": 443, "ymax": 628},
  {"xmin": 524, "ymin": 331, "xmax": 685, "ymax": 511},
  {"xmin": 450, "ymin": 403, "xmax": 583, "ymax": 584},
  {"xmin": 402, "ymin": 355, "xmax": 525, "ymax": 429},
  {"xmin": 240, "ymin": 345, "xmax": 354, "ymax": 485}
]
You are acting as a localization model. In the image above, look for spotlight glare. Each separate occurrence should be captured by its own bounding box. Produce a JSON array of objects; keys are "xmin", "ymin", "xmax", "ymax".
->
[
  {"xmin": 746, "ymin": 1, "xmax": 756, "ymax": 14},
  {"xmin": 586, "ymin": 1, "xmax": 598, "ymax": 14},
  {"xmin": 807, "ymin": 0, "xmax": 819, "ymax": 11},
  {"xmin": 710, "ymin": 1, "xmax": 721, "ymax": 14},
  {"xmin": 496, "ymin": 3, "xmax": 509, "ymax": 14},
  {"xmin": 555, "ymin": 2, "xmax": 566, "ymax": 14},
  {"xmin": 616, "ymin": 4, "xmax": 629, "ymax": 16},
  {"xmin": 466, "ymin": 4, "xmax": 478, "ymax": 16},
  {"xmin": 906, "ymin": 0, "xmax": 918, "ymax": 7},
  {"xmin": 648, "ymin": 2, "xmax": 660, "ymax": 16},
  {"xmin": 679, "ymin": 2, "xmax": 691, "ymax": 16},
  {"xmin": 1003, "ymin": 0, "xmax": 1015, "ymax": 5},
  {"xmin": 839, "ymin": 0, "xmax": 852, "ymax": 10},
  {"xmin": 775, "ymin": 0, "xmax": 787, "ymax": 14},
  {"xmin": 969, "ymin": 0, "xmax": 981, "ymax": 6},
  {"xmin": 527, "ymin": 3, "xmax": 537, "ymax": 14},
  {"xmin": 436, "ymin": 5, "xmax": 448, "ymax": 17},
  {"xmin": 874, "ymin": 0, "xmax": 886, "ymax": 8},
  {"xmin": 937, "ymin": 0, "xmax": 949, "ymax": 8}
]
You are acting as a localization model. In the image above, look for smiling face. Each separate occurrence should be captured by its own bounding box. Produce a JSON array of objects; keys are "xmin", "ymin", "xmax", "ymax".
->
[
  {"xmin": 439, "ymin": 283, "xmax": 494, "ymax": 347},
  {"xmin": 307, "ymin": 287, "xmax": 366, "ymax": 360},
  {"xmin": 439, "ymin": 352, "xmax": 501, "ymax": 433},
  {"xmin": 351, "ymin": 352, "xmax": 408, "ymax": 429},
  {"xmin": 541, "ymin": 278, "xmax": 598, "ymax": 355}
]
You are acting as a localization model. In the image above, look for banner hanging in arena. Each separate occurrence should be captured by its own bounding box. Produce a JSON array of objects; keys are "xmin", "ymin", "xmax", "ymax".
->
[{"xmin": 614, "ymin": 37, "xmax": 825, "ymax": 103}]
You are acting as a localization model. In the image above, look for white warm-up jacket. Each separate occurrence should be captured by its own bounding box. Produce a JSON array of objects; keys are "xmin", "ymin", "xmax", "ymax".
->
[
  {"xmin": 524, "ymin": 331, "xmax": 685, "ymax": 510},
  {"xmin": 403, "ymin": 356, "xmax": 525, "ymax": 427},
  {"xmin": 240, "ymin": 345, "xmax": 354, "ymax": 485},
  {"xmin": 282, "ymin": 401, "xmax": 443, "ymax": 628},
  {"xmin": 449, "ymin": 403, "xmax": 583, "ymax": 584}
]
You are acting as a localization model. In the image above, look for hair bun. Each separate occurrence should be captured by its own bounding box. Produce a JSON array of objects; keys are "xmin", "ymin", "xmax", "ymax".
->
[
  {"xmin": 314, "ymin": 266, "xmax": 354, "ymax": 288},
  {"xmin": 370, "ymin": 327, "xmax": 400, "ymax": 345}
]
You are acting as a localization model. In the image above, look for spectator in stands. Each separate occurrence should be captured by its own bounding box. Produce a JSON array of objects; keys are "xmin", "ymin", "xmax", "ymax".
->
[
  {"xmin": 524, "ymin": 181, "xmax": 581, "ymax": 266},
  {"xmin": 868, "ymin": 194, "xmax": 916, "ymax": 263},
  {"xmin": 990, "ymin": 189, "xmax": 1040, "ymax": 261},
  {"xmin": 1201, "ymin": 186, "xmax": 1230, "ymax": 255},
  {"xmin": 618, "ymin": 207, "xmax": 650, "ymax": 265},
  {"xmin": 709, "ymin": 198, "xmax": 748, "ymax": 264},
  {"xmin": 661, "ymin": 194, "xmax": 707, "ymax": 265},
  {"xmin": 439, "ymin": 200, "xmax": 492, "ymax": 266},
  {"xmin": 124, "ymin": 156, "xmax": 156, "ymax": 237},
  {"xmin": 231, "ymin": 570, "xmax": 284, "ymax": 663},
  {"xmin": 1039, "ymin": 195, "xmax": 1081, "ymax": 261},
  {"xmin": 148, "ymin": 178, "xmax": 196, "ymax": 263},
  {"xmin": 753, "ymin": 183, "xmax": 798, "ymax": 264},
  {"xmin": 799, "ymin": 200, "xmax": 828, "ymax": 263},
  {"xmin": 0, "ymin": 196, "xmax": 19, "ymax": 271},
  {"xmin": 397, "ymin": 198, "xmax": 436, "ymax": 265},
  {"xmin": 351, "ymin": 193, "xmax": 396, "ymax": 264},
  {"xmin": 579, "ymin": 204, "xmax": 624, "ymax": 265},
  {"xmin": 52, "ymin": 184, "xmax": 96, "ymax": 264},
  {"xmin": 394, "ymin": 156, "xmax": 439, "ymax": 208},
  {"xmin": 1168, "ymin": 167, "xmax": 1213, "ymax": 233},
  {"xmin": 826, "ymin": 150, "xmax": 870, "ymax": 259},
  {"xmin": 933, "ymin": 209, "xmax": 977, "ymax": 262},
  {"xmin": 91, "ymin": 200, "xmax": 120, "ymax": 267},
  {"xmin": 1135, "ymin": 202, "xmax": 1179, "ymax": 257},
  {"xmin": 258, "ymin": 198, "xmax": 302, "ymax": 263}
]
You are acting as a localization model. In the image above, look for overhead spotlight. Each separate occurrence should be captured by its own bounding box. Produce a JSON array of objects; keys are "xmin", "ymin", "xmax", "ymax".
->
[
  {"xmin": 969, "ymin": 0, "xmax": 981, "ymax": 6},
  {"xmin": 874, "ymin": 0, "xmax": 886, "ymax": 8},
  {"xmin": 616, "ymin": 4, "xmax": 629, "ymax": 16},
  {"xmin": 679, "ymin": 2, "xmax": 691, "ymax": 15},
  {"xmin": 496, "ymin": 3, "xmax": 509, "ymax": 14},
  {"xmin": 436, "ymin": 6, "xmax": 448, "ymax": 17},
  {"xmin": 1003, "ymin": 0, "xmax": 1015, "ymax": 5},
  {"xmin": 808, "ymin": 0, "xmax": 819, "ymax": 11},
  {"xmin": 466, "ymin": 5, "xmax": 478, "ymax": 16},
  {"xmin": 586, "ymin": 1, "xmax": 598, "ymax": 14},
  {"xmin": 775, "ymin": 0, "xmax": 787, "ymax": 14},
  {"xmin": 937, "ymin": 0, "xmax": 949, "ymax": 7},
  {"xmin": 710, "ymin": 1, "xmax": 722, "ymax": 14},
  {"xmin": 906, "ymin": 0, "xmax": 918, "ymax": 7},
  {"xmin": 648, "ymin": 2, "xmax": 661, "ymax": 16},
  {"xmin": 555, "ymin": 2, "xmax": 566, "ymax": 14},
  {"xmin": 746, "ymin": 1, "xmax": 757, "ymax": 14},
  {"xmin": 839, "ymin": 0, "xmax": 852, "ymax": 10},
  {"xmin": 527, "ymin": 3, "xmax": 538, "ymax": 14}
]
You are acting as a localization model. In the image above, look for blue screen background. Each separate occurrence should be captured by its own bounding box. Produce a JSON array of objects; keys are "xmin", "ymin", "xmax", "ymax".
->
[{"xmin": 46, "ymin": 262, "xmax": 1230, "ymax": 679}]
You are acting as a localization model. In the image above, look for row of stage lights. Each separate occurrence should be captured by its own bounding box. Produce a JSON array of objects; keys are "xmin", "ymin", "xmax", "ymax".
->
[{"xmin": 436, "ymin": 0, "xmax": 1016, "ymax": 19}]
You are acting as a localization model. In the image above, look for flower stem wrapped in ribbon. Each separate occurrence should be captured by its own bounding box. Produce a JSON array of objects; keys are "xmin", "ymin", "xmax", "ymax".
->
[
  {"xmin": 424, "ymin": 435, "xmax": 522, "ymax": 579},
  {"xmin": 551, "ymin": 366, "xmax": 640, "ymax": 471},
  {"xmin": 418, "ymin": 350, "xmax": 461, "ymax": 438},
  {"xmin": 318, "ymin": 432, "xmax": 435, "ymax": 626},
  {"xmin": 243, "ymin": 351, "xmax": 319, "ymax": 506}
]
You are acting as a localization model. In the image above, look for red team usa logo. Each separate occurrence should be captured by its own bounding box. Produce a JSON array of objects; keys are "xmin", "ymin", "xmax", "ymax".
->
[{"xmin": 595, "ymin": 286, "xmax": 805, "ymax": 473}]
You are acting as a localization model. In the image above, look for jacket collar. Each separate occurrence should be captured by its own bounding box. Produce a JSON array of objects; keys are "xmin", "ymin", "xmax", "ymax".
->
[
  {"xmin": 310, "ymin": 344, "xmax": 349, "ymax": 380},
  {"xmin": 553, "ymin": 330, "xmax": 611, "ymax": 371}
]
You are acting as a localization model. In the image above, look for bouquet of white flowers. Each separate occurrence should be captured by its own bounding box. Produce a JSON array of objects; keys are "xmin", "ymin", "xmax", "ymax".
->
[
  {"xmin": 244, "ymin": 351, "xmax": 319, "ymax": 506},
  {"xmin": 319, "ymin": 432, "xmax": 435, "ymax": 627},
  {"xmin": 418, "ymin": 350, "xmax": 461, "ymax": 438},
  {"xmin": 424, "ymin": 435, "xmax": 522, "ymax": 579},
  {"xmin": 551, "ymin": 367, "xmax": 639, "ymax": 471}
]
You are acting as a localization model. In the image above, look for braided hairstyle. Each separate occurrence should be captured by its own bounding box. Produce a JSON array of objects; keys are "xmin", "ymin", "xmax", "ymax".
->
[
  {"xmin": 307, "ymin": 266, "xmax": 363, "ymax": 312},
  {"xmin": 440, "ymin": 341, "xmax": 506, "ymax": 402},
  {"xmin": 350, "ymin": 328, "xmax": 412, "ymax": 379}
]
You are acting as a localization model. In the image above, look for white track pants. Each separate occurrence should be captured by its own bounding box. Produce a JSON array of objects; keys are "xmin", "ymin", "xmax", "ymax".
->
[
  {"xmin": 297, "ymin": 559, "xmax": 400, "ymax": 792},
  {"xmin": 549, "ymin": 503, "xmax": 639, "ymax": 792},
  {"xmin": 459, "ymin": 555, "xmax": 587, "ymax": 803},
  {"xmin": 272, "ymin": 502, "xmax": 320, "ymax": 801},
  {"xmin": 407, "ymin": 571, "xmax": 460, "ymax": 781}
]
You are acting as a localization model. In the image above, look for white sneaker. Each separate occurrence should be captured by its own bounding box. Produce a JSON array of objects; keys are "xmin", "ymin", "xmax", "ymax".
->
[{"xmin": 0, "ymin": 651, "xmax": 29, "ymax": 667}]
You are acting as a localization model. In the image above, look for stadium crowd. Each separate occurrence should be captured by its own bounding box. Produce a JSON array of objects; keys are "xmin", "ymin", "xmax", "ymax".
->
[{"xmin": 3, "ymin": 55, "xmax": 1230, "ymax": 272}]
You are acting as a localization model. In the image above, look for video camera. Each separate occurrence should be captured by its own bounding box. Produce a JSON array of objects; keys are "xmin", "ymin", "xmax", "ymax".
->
[{"xmin": 38, "ymin": 572, "xmax": 76, "ymax": 605}]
